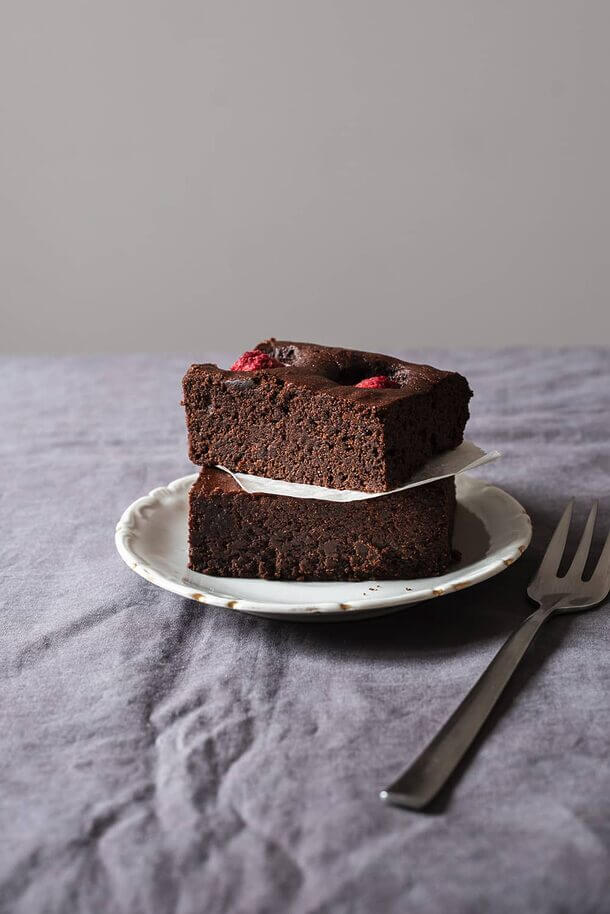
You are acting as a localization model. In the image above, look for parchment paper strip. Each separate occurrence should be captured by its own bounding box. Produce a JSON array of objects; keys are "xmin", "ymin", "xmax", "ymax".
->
[{"xmin": 217, "ymin": 441, "xmax": 501, "ymax": 502}]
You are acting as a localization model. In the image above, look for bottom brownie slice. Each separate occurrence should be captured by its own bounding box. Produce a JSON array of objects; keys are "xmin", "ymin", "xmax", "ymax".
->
[{"xmin": 188, "ymin": 467, "xmax": 457, "ymax": 582}]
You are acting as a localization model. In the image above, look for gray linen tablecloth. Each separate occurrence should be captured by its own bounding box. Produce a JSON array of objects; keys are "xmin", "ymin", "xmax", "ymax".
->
[{"xmin": 1, "ymin": 348, "xmax": 609, "ymax": 914}]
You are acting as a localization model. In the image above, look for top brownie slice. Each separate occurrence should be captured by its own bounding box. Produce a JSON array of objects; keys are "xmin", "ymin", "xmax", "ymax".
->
[{"xmin": 182, "ymin": 339, "xmax": 472, "ymax": 492}]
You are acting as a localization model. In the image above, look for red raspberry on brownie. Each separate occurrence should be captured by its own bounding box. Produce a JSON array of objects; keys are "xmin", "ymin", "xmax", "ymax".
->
[
  {"xmin": 231, "ymin": 350, "xmax": 281, "ymax": 372},
  {"xmin": 355, "ymin": 375, "xmax": 400, "ymax": 389}
]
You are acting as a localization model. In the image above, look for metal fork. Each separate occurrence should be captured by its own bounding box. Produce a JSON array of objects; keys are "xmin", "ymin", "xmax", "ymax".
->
[{"xmin": 380, "ymin": 500, "xmax": 610, "ymax": 810}]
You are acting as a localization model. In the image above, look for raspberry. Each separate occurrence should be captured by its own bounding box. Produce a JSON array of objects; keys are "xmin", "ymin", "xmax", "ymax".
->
[
  {"xmin": 355, "ymin": 375, "xmax": 400, "ymax": 390},
  {"xmin": 230, "ymin": 350, "xmax": 281, "ymax": 372}
]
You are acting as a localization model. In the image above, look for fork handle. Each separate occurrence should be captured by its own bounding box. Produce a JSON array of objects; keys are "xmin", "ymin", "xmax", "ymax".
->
[{"xmin": 381, "ymin": 599, "xmax": 560, "ymax": 810}]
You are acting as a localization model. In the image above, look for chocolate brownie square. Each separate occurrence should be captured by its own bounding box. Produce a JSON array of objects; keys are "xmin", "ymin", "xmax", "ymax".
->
[
  {"xmin": 183, "ymin": 340, "xmax": 471, "ymax": 492},
  {"xmin": 188, "ymin": 466, "xmax": 457, "ymax": 582}
]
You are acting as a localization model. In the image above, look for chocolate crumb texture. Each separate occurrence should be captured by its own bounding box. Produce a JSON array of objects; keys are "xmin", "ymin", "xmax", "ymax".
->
[
  {"xmin": 188, "ymin": 467, "xmax": 457, "ymax": 582},
  {"xmin": 183, "ymin": 339, "xmax": 472, "ymax": 492}
]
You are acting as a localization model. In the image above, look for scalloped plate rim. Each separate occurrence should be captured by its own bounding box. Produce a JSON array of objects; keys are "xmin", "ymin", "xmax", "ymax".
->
[{"xmin": 115, "ymin": 473, "xmax": 532, "ymax": 620}]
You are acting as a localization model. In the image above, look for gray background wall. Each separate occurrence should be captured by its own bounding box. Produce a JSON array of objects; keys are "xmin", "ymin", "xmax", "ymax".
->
[{"xmin": 1, "ymin": 0, "xmax": 609, "ymax": 354}]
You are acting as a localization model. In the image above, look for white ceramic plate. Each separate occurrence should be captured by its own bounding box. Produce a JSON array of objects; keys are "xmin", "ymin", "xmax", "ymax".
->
[{"xmin": 115, "ymin": 474, "xmax": 531, "ymax": 621}]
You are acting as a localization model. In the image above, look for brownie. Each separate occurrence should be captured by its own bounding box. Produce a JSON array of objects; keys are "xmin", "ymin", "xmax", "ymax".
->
[
  {"xmin": 188, "ymin": 466, "xmax": 457, "ymax": 582},
  {"xmin": 182, "ymin": 340, "xmax": 472, "ymax": 492}
]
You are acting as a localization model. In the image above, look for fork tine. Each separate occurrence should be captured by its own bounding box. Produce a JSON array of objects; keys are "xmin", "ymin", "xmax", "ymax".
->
[
  {"xmin": 533, "ymin": 499, "xmax": 574, "ymax": 581},
  {"xmin": 589, "ymin": 527, "xmax": 610, "ymax": 595},
  {"xmin": 566, "ymin": 502, "xmax": 598, "ymax": 581}
]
